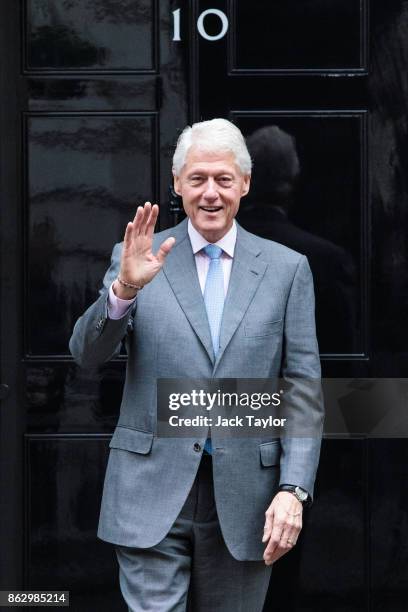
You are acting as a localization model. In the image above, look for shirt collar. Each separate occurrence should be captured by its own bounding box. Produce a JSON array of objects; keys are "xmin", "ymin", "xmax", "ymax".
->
[{"xmin": 187, "ymin": 218, "xmax": 237, "ymax": 258}]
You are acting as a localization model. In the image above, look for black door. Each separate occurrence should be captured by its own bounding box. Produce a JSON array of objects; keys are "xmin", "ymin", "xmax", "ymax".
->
[
  {"xmin": 1, "ymin": 1, "xmax": 408, "ymax": 610},
  {"xmin": 197, "ymin": 0, "xmax": 408, "ymax": 610},
  {"xmin": 0, "ymin": 1, "xmax": 190, "ymax": 609}
]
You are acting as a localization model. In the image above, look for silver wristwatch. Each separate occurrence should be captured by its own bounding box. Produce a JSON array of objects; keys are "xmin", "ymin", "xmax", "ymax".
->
[{"xmin": 279, "ymin": 485, "xmax": 309, "ymax": 504}]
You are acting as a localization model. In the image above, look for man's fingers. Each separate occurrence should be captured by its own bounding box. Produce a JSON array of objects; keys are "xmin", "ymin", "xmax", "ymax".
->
[
  {"xmin": 262, "ymin": 527, "xmax": 270, "ymax": 544},
  {"xmin": 139, "ymin": 202, "xmax": 152, "ymax": 234},
  {"xmin": 131, "ymin": 202, "xmax": 159, "ymax": 237},
  {"xmin": 124, "ymin": 222, "xmax": 133, "ymax": 248},
  {"xmin": 263, "ymin": 538, "xmax": 284, "ymax": 566},
  {"xmin": 262, "ymin": 511, "xmax": 273, "ymax": 543},
  {"xmin": 156, "ymin": 237, "xmax": 176, "ymax": 264},
  {"xmin": 132, "ymin": 206, "xmax": 144, "ymax": 236},
  {"xmin": 276, "ymin": 515, "xmax": 301, "ymax": 549},
  {"xmin": 267, "ymin": 523, "xmax": 283, "ymax": 554},
  {"xmin": 146, "ymin": 204, "xmax": 159, "ymax": 237},
  {"xmin": 263, "ymin": 514, "xmax": 283, "ymax": 564},
  {"xmin": 264, "ymin": 521, "xmax": 302, "ymax": 565},
  {"xmin": 280, "ymin": 530, "xmax": 297, "ymax": 549},
  {"xmin": 263, "ymin": 526, "xmax": 287, "ymax": 566},
  {"xmin": 265, "ymin": 547, "xmax": 287, "ymax": 566}
]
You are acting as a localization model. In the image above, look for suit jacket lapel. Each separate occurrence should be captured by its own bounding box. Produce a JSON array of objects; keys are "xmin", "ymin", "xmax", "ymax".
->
[
  {"xmin": 161, "ymin": 220, "xmax": 268, "ymax": 369},
  {"xmin": 214, "ymin": 225, "xmax": 267, "ymax": 373},
  {"xmin": 162, "ymin": 220, "xmax": 215, "ymax": 364}
]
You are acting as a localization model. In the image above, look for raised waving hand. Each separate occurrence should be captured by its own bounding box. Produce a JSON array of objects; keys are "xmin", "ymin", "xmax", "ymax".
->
[{"xmin": 113, "ymin": 202, "xmax": 175, "ymax": 299}]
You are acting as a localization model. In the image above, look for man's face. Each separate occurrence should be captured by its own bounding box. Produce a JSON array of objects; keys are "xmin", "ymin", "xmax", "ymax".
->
[{"xmin": 173, "ymin": 147, "xmax": 250, "ymax": 243}]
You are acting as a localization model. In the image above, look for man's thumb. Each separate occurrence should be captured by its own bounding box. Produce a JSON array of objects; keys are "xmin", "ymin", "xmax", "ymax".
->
[{"xmin": 156, "ymin": 237, "xmax": 176, "ymax": 264}]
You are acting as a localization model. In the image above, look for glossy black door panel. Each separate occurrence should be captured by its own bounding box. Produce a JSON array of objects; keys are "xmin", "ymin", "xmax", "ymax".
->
[
  {"xmin": 25, "ymin": 363, "xmax": 125, "ymax": 433},
  {"xmin": 26, "ymin": 0, "xmax": 157, "ymax": 72},
  {"xmin": 26, "ymin": 435, "xmax": 125, "ymax": 609},
  {"xmin": 26, "ymin": 114, "xmax": 157, "ymax": 355},
  {"xmin": 27, "ymin": 77, "xmax": 158, "ymax": 111},
  {"xmin": 234, "ymin": 112, "xmax": 367, "ymax": 357},
  {"xmin": 230, "ymin": 0, "xmax": 367, "ymax": 73},
  {"xmin": 370, "ymin": 440, "xmax": 408, "ymax": 612}
]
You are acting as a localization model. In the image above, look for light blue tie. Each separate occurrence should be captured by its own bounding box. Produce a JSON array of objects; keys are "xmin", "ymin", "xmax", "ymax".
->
[
  {"xmin": 203, "ymin": 244, "xmax": 225, "ymax": 356},
  {"xmin": 203, "ymin": 244, "xmax": 225, "ymax": 454}
]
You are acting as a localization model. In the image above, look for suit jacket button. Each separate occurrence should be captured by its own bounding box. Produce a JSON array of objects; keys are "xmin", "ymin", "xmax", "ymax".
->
[{"xmin": 193, "ymin": 442, "xmax": 201, "ymax": 452}]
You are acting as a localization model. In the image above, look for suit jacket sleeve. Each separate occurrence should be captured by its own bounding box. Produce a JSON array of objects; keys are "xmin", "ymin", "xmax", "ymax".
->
[
  {"xmin": 69, "ymin": 243, "xmax": 131, "ymax": 368},
  {"xmin": 279, "ymin": 255, "xmax": 324, "ymax": 499}
]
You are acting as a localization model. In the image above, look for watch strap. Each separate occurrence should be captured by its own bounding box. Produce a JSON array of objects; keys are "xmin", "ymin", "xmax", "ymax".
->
[{"xmin": 279, "ymin": 484, "xmax": 310, "ymax": 506}]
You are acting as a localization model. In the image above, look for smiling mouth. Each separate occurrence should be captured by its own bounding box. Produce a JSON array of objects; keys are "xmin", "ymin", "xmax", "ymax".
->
[{"xmin": 199, "ymin": 206, "xmax": 222, "ymax": 212}]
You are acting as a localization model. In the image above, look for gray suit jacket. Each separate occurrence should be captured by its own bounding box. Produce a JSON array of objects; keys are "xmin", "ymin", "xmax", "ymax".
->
[{"xmin": 69, "ymin": 218, "xmax": 323, "ymax": 561}]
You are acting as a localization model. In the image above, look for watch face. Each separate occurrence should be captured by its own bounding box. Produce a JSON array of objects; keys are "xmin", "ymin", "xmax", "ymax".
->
[{"xmin": 295, "ymin": 486, "xmax": 308, "ymax": 502}]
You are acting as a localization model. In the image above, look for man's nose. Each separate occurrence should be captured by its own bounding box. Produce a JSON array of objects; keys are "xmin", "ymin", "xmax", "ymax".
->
[{"xmin": 203, "ymin": 178, "xmax": 218, "ymax": 200}]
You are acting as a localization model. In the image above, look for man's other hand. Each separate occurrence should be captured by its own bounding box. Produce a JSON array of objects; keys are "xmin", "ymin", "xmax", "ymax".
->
[{"xmin": 262, "ymin": 491, "xmax": 303, "ymax": 566}]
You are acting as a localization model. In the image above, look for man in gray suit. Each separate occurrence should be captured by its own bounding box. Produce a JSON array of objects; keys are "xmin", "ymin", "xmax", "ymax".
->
[{"xmin": 70, "ymin": 118, "xmax": 323, "ymax": 611}]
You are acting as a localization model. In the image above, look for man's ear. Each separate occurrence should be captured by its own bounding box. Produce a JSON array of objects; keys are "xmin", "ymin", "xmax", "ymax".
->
[
  {"xmin": 173, "ymin": 174, "xmax": 182, "ymax": 196},
  {"xmin": 241, "ymin": 174, "xmax": 251, "ymax": 197}
]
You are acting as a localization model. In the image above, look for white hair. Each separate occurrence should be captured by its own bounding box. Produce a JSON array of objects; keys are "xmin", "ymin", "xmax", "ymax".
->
[{"xmin": 172, "ymin": 118, "xmax": 252, "ymax": 176}]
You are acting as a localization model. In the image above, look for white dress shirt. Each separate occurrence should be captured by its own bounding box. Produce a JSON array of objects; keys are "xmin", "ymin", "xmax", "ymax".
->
[{"xmin": 107, "ymin": 219, "xmax": 237, "ymax": 319}]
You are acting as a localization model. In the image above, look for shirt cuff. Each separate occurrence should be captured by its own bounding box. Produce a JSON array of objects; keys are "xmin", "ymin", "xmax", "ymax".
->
[{"xmin": 107, "ymin": 282, "xmax": 137, "ymax": 320}]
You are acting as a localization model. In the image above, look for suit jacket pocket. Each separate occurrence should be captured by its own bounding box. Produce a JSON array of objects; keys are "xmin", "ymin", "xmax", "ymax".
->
[
  {"xmin": 109, "ymin": 426, "xmax": 154, "ymax": 454},
  {"xmin": 245, "ymin": 319, "xmax": 283, "ymax": 337},
  {"xmin": 260, "ymin": 441, "xmax": 281, "ymax": 467}
]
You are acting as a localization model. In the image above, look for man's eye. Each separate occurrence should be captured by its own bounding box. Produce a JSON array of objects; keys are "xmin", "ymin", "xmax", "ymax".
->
[
  {"xmin": 218, "ymin": 177, "xmax": 233, "ymax": 186},
  {"xmin": 189, "ymin": 177, "xmax": 204, "ymax": 185}
]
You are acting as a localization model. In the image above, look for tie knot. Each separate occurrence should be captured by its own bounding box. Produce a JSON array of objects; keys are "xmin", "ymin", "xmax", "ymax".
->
[{"xmin": 203, "ymin": 244, "xmax": 223, "ymax": 260}]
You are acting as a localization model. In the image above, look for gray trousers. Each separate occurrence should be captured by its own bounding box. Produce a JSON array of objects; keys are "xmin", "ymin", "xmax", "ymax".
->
[{"xmin": 115, "ymin": 453, "xmax": 272, "ymax": 612}]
